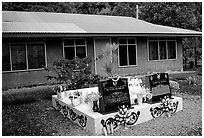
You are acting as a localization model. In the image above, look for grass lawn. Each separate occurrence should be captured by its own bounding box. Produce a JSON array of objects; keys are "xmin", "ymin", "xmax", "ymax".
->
[{"xmin": 2, "ymin": 73, "xmax": 202, "ymax": 136}]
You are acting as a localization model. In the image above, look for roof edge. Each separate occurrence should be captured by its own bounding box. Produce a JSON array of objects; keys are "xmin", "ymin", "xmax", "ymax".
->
[{"xmin": 2, "ymin": 32, "xmax": 202, "ymax": 38}]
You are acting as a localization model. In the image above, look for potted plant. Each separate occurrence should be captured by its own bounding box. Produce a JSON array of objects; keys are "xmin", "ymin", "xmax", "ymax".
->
[
  {"xmin": 53, "ymin": 85, "xmax": 66, "ymax": 99},
  {"xmin": 85, "ymin": 92, "xmax": 101, "ymax": 112},
  {"xmin": 69, "ymin": 91, "xmax": 82, "ymax": 107}
]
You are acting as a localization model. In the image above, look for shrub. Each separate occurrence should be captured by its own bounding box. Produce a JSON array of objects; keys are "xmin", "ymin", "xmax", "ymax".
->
[
  {"xmin": 45, "ymin": 57, "xmax": 94, "ymax": 90},
  {"xmin": 2, "ymin": 85, "xmax": 54, "ymax": 106},
  {"xmin": 88, "ymin": 74, "xmax": 105, "ymax": 85}
]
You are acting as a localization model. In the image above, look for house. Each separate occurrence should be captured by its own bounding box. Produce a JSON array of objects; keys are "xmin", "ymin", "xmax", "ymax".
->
[{"xmin": 2, "ymin": 11, "xmax": 201, "ymax": 89}]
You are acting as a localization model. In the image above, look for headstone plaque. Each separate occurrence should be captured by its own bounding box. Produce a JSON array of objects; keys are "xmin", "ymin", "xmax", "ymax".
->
[
  {"xmin": 98, "ymin": 78, "xmax": 131, "ymax": 114},
  {"xmin": 145, "ymin": 73, "xmax": 171, "ymax": 103}
]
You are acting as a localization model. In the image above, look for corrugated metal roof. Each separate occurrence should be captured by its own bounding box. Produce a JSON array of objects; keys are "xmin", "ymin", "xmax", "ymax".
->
[
  {"xmin": 3, "ymin": 22, "xmax": 86, "ymax": 33},
  {"xmin": 2, "ymin": 11, "xmax": 202, "ymax": 36}
]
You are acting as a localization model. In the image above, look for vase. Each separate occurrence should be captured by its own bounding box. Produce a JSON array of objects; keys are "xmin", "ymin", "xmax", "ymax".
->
[
  {"xmin": 70, "ymin": 96, "xmax": 80, "ymax": 107},
  {"xmin": 57, "ymin": 92, "xmax": 65, "ymax": 99},
  {"xmin": 92, "ymin": 100, "xmax": 99, "ymax": 112},
  {"xmin": 80, "ymin": 95, "xmax": 84, "ymax": 104},
  {"xmin": 137, "ymin": 94, "xmax": 143, "ymax": 105}
]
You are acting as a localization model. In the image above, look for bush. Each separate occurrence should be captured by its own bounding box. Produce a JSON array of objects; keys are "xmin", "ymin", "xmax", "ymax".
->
[
  {"xmin": 45, "ymin": 57, "xmax": 95, "ymax": 90},
  {"xmin": 88, "ymin": 74, "xmax": 105, "ymax": 85},
  {"xmin": 2, "ymin": 85, "xmax": 55, "ymax": 106}
]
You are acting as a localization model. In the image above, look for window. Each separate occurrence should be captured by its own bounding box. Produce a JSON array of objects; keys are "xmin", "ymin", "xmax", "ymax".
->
[
  {"xmin": 11, "ymin": 44, "xmax": 27, "ymax": 70},
  {"xmin": 159, "ymin": 41, "xmax": 167, "ymax": 60},
  {"xmin": 2, "ymin": 44, "xmax": 11, "ymax": 71},
  {"xmin": 64, "ymin": 38, "xmax": 87, "ymax": 60},
  {"xmin": 2, "ymin": 39, "xmax": 46, "ymax": 72},
  {"xmin": 118, "ymin": 38, "xmax": 137, "ymax": 66},
  {"xmin": 148, "ymin": 37, "xmax": 176, "ymax": 60},
  {"xmin": 27, "ymin": 43, "xmax": 45, "ymax": 69},
  {"xmin": 167, "ymin": 41, "xmax": 176, "ymax": 59},
  {"xmin": 149, "ymin": 41, "xmax": 158, "ymax": 60}
]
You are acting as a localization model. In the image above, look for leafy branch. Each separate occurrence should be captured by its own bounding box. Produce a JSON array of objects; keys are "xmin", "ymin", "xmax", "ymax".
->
[{"xmin": 96, "ymin": 42, "xmax": 119, "ymax": 77}]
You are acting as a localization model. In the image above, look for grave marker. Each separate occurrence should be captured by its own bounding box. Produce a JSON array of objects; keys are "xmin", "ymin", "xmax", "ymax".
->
[
  {"xmin": 98, "ymin": 78, "xmax": 131, "ymax": 114},
  {"xmin": 145, "ymin": 73, "xmax": 171, "ymax": 103}
]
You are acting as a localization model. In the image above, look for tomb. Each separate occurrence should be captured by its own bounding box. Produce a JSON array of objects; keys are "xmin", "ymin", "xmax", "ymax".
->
[{"xmin": 52, "ymin": 74, "xmax": 183, "ymax": 135}]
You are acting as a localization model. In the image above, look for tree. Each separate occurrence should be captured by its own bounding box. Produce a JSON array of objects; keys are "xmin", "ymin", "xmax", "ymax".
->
[
  {"xmin": 96, "ymin": 42, "xmax": 119, "ymax": 77},
  {"xmin": 139, "ymin": 2, "xmax": 202, "ymax": 69}
]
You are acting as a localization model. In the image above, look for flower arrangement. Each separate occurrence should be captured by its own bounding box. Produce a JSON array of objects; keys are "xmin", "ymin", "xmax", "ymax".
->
[
  {"xmin": 115, "ymin": 105, "xmax": 131, "ymax": 129},
  {"xmin": 143, "ymin": 88, "xmax": 152, "ymax": 102},
  {"xmin": 128, "ymin": 78, "xmax": 147, "ymax": 94},
  {"xmin": 84, "ymin": 92, "xmax": 101, "ymax": 112},
  {"xmin": 85, "ymin": 92, "xmax": 101, "ymax": 103},
  {"xmin": 160, "ymin": 96, "xmax": 174, "ymax": 114},
  {"xmin": 53, "ymin": 85, "xmax": 67, "ymax": 93},
  {"xmin": 68, "ymin": 91, "xmax": 82, "ymax": 107},
  {"xmin": 169, "ymin": 80, "xmax": 180, "ymax": 93},
  {"xmin": 67, "ymin": 91, "xmax": 82, "ymax": 98},
  {"xmin": 128, "ymin": 78, "xmax": 152, "ymax": 103},
  {"xmin": 73, "ymin": 91, "xmax": 82, "ymax": 97},
  {"xmin": 53, "ymin": 85, "xmax": 67, "ymax": 99}
]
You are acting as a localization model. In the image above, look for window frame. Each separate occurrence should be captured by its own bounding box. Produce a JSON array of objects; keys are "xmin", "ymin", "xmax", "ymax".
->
[
  {"xmin": 63, "ymin": 38, "xmax": 87, "ymax": 60},
  {"xmin": 118, "ymin": 37, "xmax": 138, "ymax": 67},
  {"xmin": 147, "ymin": 37, "xmax": 177, "ymax": 61},
  {"xmin": 2, "ymin": 39, "xmax": 47, "ymax": 73}
]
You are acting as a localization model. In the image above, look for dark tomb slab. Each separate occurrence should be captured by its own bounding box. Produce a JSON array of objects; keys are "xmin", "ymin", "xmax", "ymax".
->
[
  {"xmin": 98, "ymin": 78, "xmax": 131, "ymax": 114},
  {"xmin": 145, "ymin": 73, "xmax": 171, "ymax": 103}
]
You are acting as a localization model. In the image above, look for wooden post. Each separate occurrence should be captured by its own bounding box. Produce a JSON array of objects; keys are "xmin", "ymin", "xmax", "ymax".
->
[
  {"xmin": 136, "ymin": 5, "xmax": 139, "ymax": 19},
  {"xmin": 194, "ymin": 37, "xmax": 197, "ymax": 68}
]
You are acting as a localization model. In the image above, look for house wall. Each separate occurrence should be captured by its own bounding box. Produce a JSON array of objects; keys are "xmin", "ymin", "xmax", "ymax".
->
[
  {"xmin": 2, "ymin": 37, "xmax": 95, "ymax": 90},
  {"xmin": 94, "ymin": 37, "xmax": 183, "ymax": 77},
  {"xmin": 2, "ymin": 37, "xmax": 62, "ymax": 90},
  {"xmin": 2, "ymin": 36, "xmax": 182, "ymax": 90}
]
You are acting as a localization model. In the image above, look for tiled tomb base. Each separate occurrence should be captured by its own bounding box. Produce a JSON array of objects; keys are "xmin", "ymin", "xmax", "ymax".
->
[{"xmin": 52, "ymin": 88, "xmax": 183, "ymax": 135}]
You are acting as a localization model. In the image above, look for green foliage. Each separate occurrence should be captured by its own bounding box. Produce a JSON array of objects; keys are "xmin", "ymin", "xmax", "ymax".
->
[
  {"xmin": 88, "ymin": 74, "xmax": 104, "ymax": 85},
  {"xmin": 46, "ymin": 57, "xmax": 93, "ymax": 90},
  {"xmin": 2, "ymin": 2, "xmax": 139, "ymax": 17},
  {"xmin": 139, "ymin": 2, "xmax": 201, "ymax": 31},
  {"xmin": 183, "ymin": 37, "xmax": 202, "ymax": 69},
  {"xmin": 96, "ymin": 42, "xmax": 119, "ymax": 77},
  {"xmin": 2, "ymin": 85, "xmax": 54, "ymax": 106},
  {"xmin": 139, "ymin": 2, "xmax": 202, "ymax": 69}
]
